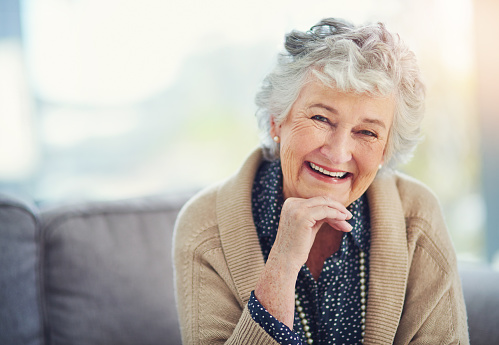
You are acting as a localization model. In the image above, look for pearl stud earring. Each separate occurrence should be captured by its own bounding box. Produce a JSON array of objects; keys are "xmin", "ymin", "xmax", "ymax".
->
[{"xmin": 273, "ymin": 136, "xmax": 280, "ymax": 143}]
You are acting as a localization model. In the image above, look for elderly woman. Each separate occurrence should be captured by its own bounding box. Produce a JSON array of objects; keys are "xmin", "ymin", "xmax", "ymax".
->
[{"xmin": 173, "ymin": 18, "xmax": 469, "ymax": 345}]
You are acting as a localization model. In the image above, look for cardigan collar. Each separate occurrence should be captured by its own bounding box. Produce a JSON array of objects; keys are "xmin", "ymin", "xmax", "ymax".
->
[
  {"xmin": 364, "ymin": 174, "xmax": 409, "ymax": 344},
  {"xmin": 216, "ymin": 147, "xmax": 408, "ymax": 345}
]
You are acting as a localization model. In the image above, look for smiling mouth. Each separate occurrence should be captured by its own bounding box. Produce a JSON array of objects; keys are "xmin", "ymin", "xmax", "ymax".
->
[{"xmin": 308, "ymin": 162, "xmax": 350, "ymax": 179}]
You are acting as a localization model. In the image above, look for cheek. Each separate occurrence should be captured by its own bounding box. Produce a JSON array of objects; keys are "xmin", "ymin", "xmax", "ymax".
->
[
  {"xmin": 280, "ymin": 147, "xmax": 296, "ymax": 172},
  {"xmin": 279, "ymin": 142, "xmax": 304, "ymax": 183},
  {"xmin": 279, "ymin": 144, "xmax": 303, "ymax": 199},
  {"xmin": 356, "ymin": 143, "xmax": 385, "ymax": 177},
  {"xmin": 280, "ymin": 124, "xmax": 315, "ymax": 159},
  {"xmin": 279, "ymin": 125, "xmax": 318, "ymax": 182}
]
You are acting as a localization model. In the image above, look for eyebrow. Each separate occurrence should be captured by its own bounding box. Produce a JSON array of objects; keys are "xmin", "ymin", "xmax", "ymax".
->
[
  {"xmin": 361, "ymin": 118, "xmax": 387, "ymax": 129},
  {"xmin": 309, "ymin": 103, "xmax": 338, "ymax": 114},
  {"xmin": 309, "ymin": 103, "xmax": 387, "ymax": 129}
]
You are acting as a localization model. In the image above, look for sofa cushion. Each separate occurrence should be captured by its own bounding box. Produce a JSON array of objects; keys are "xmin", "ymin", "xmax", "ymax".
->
[
  {"xmin": 0, "ymin": 194, "xmax": 43, "ymax": 345},
  {"xmin": 40, "ymin": 193, "xmax": 193, "ymax": 345},
  {"xmin": 460, "ymin": 265, "xmax": 499, "ymax": 345}
]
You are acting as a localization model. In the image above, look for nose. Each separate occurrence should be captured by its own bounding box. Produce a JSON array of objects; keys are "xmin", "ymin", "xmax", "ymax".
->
[{"xmin": 319, "ymin": 129, "xmax": 353, "ymax": 165}]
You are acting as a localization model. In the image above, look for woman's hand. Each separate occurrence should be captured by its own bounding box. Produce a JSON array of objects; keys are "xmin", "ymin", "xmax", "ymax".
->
[
  {"xmin": 254, "ymin": 196, "xmax": 352, "ymax": 329},
  {"xmin": 272, "ymin": 196, "xmax": 353, "ymax": 271}
]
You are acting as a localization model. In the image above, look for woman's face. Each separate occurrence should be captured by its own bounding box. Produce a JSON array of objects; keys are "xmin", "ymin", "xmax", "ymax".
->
[{"xmin": 271, "ymin": 80, "xmax": 395, "ymax": 206}]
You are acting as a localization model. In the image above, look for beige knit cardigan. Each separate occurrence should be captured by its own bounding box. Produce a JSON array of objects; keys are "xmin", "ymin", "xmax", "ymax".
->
[{"xmin": 173, "ymin": 148, "xmax": 469, "ymax": 345}]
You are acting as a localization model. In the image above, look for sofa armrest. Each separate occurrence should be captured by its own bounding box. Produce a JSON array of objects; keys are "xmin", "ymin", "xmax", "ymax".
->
[{"xmin": 0, "ymin": 194, "xmax": 43, "ymax": 345}]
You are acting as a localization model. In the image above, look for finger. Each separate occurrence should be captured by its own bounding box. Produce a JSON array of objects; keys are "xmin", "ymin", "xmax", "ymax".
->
[
  {"xmin": 308, "ymin": 204, "xmax": 352, "ymax": 226},
  {"xmin": 306, "ymin": 196, "xmax": 352, "ymax": 219},
  {"xmin": 306, "ymin": 205, "xmax": 354, "ymax": 232},
  {"xmin": 326, "ymin": 219, "xmax": 353, "ymax": 232},
  {"xmin": 285, "ymin": 196, "xmax": 352, "ymax": 219}
]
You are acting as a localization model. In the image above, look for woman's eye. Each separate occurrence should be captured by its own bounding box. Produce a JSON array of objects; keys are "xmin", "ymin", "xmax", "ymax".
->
[
  {"xmin": 359, "ymin": 130, "xmax": 378, "ymax": 138},
  {"xmin": 311, "ymin": 115, "xmax": 329, "ymax": 123}
]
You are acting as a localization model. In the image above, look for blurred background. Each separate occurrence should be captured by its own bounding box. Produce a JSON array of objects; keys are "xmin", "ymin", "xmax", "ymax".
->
[{"xmin": 0, "ymin": 0, "xmax": 497, "ymax": 267}]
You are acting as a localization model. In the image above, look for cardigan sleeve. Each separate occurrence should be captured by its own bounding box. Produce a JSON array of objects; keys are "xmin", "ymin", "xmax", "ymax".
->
[
  {"xmin": 173, "ymin": 219, "xmax": 281, "ymax": 345},
  {"xmin": 248, "ymin": 291, "xmax": 304, "ymax": 345}
]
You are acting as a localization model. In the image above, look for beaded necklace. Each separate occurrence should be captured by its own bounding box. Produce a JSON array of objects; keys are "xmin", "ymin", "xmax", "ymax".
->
[{"xmin": 295, "ymin": 250, "xmax": 367, "ymax": 344}]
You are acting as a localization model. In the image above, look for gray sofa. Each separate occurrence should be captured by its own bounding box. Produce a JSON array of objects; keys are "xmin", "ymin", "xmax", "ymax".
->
[{"xmin": 1, "ymin": 192, "xmax": 498, "ymax": 345}]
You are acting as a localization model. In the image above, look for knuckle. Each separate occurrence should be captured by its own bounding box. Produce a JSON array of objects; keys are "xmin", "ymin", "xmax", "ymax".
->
[{"xmin": 282, "ymin": 197, "xmax": 297, "ymax": 208}]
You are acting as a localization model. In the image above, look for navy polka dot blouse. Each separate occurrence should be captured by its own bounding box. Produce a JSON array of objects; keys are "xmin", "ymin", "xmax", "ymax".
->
[{"xmin": 248, "ymin": 160, "xmax": 371, "ymax": 345}]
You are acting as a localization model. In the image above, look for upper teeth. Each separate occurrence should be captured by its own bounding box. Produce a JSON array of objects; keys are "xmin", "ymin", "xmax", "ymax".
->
[{"xmin": 310, "ymin": 162, "xmax": 347, "ymax": 178}]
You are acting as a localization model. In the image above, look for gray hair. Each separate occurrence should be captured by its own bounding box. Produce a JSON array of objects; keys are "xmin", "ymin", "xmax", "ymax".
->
[{"xmin": 255, "ymin": 18, "xmax": 425, "ymax": 170}]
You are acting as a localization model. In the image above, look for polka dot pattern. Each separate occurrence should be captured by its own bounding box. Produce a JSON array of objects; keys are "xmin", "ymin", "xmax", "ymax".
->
[
  {"xmin": 249, "ymin": 160, "xmax": 371, "ymax": 345},
  {"xmin": 249, "ymin": 291, "xmax": 303, "ymax": 343}
]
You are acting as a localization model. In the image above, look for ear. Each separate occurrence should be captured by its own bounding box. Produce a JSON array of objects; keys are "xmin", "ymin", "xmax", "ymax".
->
[
  {"xmin": 379, "ymin": 152, "xmax": 386, "ymax": 169},
  {"xmin": 270, "ymin": 116, "xmax": 281, "ymax": 138}
]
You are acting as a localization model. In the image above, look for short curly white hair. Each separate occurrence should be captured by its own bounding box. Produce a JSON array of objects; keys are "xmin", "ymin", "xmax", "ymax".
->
[{"xmin": 255, "ymin": 18, "xmax": 425, "ymax": 170}]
